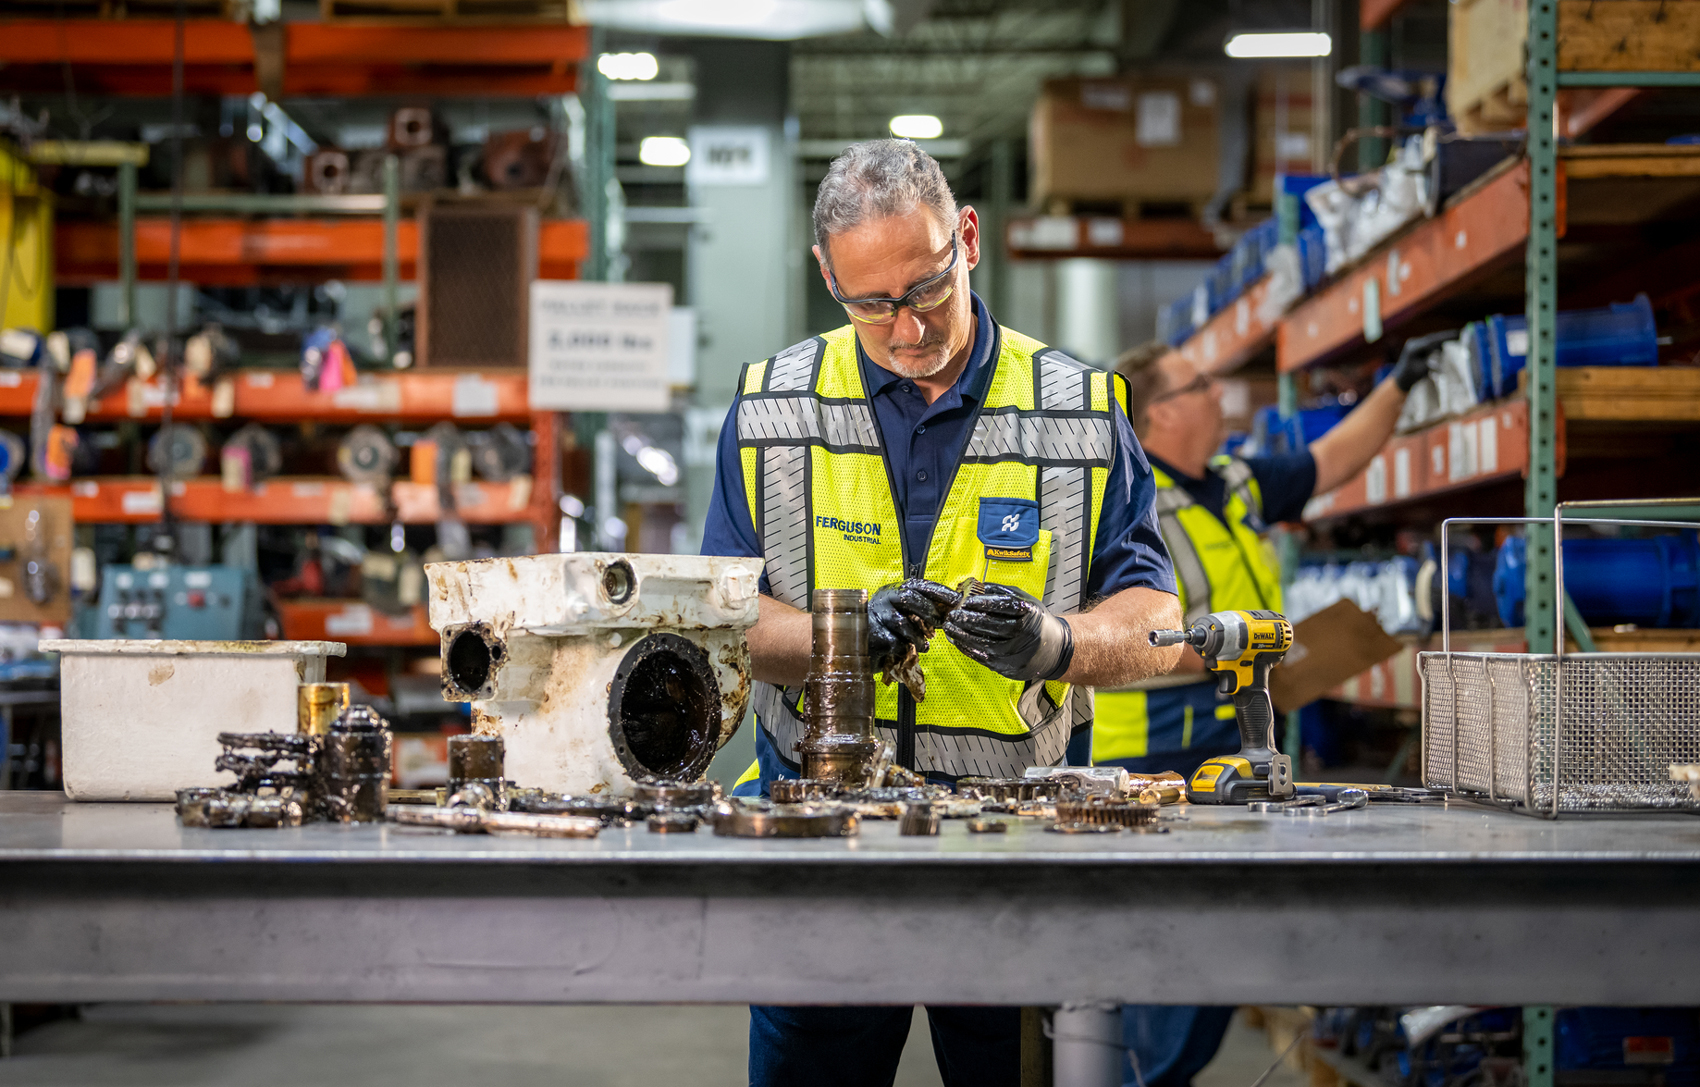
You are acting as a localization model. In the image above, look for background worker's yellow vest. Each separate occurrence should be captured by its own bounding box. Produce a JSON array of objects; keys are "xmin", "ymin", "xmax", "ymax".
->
[
  {"xmin": 738, "ymin": 324, "xmax": 1119, "ymax": 778},
  {"xmin": 1092, "ymin": 456, "xmax": 1283, "ymax": 762}
]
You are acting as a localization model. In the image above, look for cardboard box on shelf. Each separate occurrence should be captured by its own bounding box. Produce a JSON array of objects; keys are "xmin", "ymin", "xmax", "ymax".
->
[
  {"xmin": 1030, "ymin": 74, "xmax": 1222, "ymax": 212},
  {"xmin": 1269, "ymin": 600, "xmax": 1405, "ymax": 714},
  {"xmin": 1448, "ymin": 0, "xmax": 1529, "ymax": 135},
  {"xmin": 1250, "ymin": 66, "xmax": 1316, "ymax": 205}
]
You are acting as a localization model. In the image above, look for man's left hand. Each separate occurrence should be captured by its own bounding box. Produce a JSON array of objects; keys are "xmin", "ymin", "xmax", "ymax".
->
[{"xmin": 943, "ymin": 583, "xmax": 1074, "ymax": 682}]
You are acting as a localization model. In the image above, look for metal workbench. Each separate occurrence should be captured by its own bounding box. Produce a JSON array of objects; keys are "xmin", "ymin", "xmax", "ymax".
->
[{"xmin": 3, "ymin": 791, "xmax": 1699, "ymax": 1007}]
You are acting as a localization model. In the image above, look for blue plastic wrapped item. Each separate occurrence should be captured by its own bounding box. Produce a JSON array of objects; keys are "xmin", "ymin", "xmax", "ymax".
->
[
  {"xmin": 1296, "ymin": 224, "xmax": 1328, "ymax": 290},
  {"xmin": 1281, "ymin": 402, "xmax": 1350, "ymax": 451},
  {"xmin": 1275, "ymin": 173, "xmax": 1328, "ymax": 232},
  {"xmin": 1557, "ymin": 1008, "xmax": 1699, "ymax": 1087},
  {"xmin": 1479, "ymin": 293, "xmax": 1658, "ymax": 400},
  {"xmin": 1157, "ymin": 294, "xmax": 1195, "ymax": 346},
  {"xmin": 1228, "ymin": 218, "xmax": 1280, "ymax": 293},
  {"xmin": 1494, "ymin": 532, "xmax": 1700, "ymax": 628}
]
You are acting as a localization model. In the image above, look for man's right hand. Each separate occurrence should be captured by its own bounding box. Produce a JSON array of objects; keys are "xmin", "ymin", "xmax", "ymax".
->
[{"xmin": 867, "ymin": 579, "xmax": 960, "ymax": 672}]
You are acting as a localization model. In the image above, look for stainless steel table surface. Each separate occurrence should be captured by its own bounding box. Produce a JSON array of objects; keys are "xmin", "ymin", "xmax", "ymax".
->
[{"xmin": 3, "ymin": 791, "xmax": 1699, "ymax": 1006}]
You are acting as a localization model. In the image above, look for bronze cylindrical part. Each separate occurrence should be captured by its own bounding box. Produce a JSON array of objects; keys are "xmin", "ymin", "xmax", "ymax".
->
[
  {"xmin": 298, "ymin": 682, "xmax": 350, "ymax": 736},
  {"xmin": 447, "ymin": 733, "xmax": 506, "ymax": 808},
  {"xmin": 800, "ymin": 588, "xmax": 878, "ymax": 785}
]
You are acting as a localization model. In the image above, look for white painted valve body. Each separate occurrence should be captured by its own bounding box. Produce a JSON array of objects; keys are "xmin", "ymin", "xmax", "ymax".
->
[{"xmin": 426, "ymin": 553, "xmax": 763, "ymax": 797}]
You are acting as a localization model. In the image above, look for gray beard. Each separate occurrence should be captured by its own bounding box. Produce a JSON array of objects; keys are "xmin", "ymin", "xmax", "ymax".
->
[{"xmin": 882, "ymin": 345, "xmax": 951, "ymax": 378}]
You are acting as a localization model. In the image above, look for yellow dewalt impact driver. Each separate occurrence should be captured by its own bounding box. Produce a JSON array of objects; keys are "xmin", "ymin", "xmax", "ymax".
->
[{"xmin": 1148, "ymin": 609, "xmax": 1296, "ymax": 804}]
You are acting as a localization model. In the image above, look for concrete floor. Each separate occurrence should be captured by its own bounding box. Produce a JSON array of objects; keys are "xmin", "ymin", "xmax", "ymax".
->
[{"xmin": 1, "ymin": 1003, "xmax": 1306, "ymax": 1087}]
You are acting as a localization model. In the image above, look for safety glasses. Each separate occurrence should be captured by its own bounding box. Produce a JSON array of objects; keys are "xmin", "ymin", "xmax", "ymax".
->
[{"xmin": 825, "ymin": 233, "xmax": 959, "ymax": 325}]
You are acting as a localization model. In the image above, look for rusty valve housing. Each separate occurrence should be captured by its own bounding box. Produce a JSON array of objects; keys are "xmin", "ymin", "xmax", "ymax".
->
[{"xmin": 798, "ymin": 589, "xmax": 880, "ymax": 787}]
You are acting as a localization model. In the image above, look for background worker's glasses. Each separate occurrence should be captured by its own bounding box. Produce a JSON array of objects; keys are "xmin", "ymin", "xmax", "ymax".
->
[{"xmin": 826, "ymin": 233, "xmax": 959, "ymax": 324}]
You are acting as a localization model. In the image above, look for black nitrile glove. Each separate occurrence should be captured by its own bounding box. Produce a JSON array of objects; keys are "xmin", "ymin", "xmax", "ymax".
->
[
  {"xmin": 867, "ymin": 578, "xmax": 961, "ymax": 673},
  {"xmin": 1391, "ymin": 330, "xmax": 1458, "ymax": 393},
  {"xmin": 943, "ymin": 583, "xmax": 1074, "ymax": 683}
]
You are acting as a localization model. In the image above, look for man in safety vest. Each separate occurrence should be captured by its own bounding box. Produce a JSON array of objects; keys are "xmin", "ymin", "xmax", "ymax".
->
[
  {"xmin": 701, "ymin": 139, "xmax": 1184, "ymax": 1087},
  {"xmin": 1093, "ymin": 338, "xmax": 1441, "ymax": 1087}
]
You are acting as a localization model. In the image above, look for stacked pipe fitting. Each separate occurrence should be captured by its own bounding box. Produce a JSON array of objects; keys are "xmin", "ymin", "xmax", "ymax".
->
[{"xmin": 798, "ymin": 589, "xmax": 880, "ymax": 787}]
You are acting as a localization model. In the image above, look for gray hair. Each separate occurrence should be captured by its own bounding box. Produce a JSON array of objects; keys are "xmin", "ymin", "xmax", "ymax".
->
[{"xmin": 812, "ymin": 139, "xmax": 959, "ymax": 257}]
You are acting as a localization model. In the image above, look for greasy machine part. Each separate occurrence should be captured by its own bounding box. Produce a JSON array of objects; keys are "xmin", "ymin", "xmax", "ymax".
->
[
  {"xmin": 710, "ymin": 802, "xmax": 861, "ymax": 838},
  {"xmin": 442, "ymin": 623, "xmax": 505, "ymax": 700},
  {"xmin": 606, "ymin": 632, "xmax": 722, "ymax": 781},
  {"xmin": 647, "ymin": 812, "xmax": 701, "ymax": 833},
  {"xmin": 799, "ymin": 589, "xmax": 880, "ymax": 786},
  {"xmin": 319, "ymin": 705, "xmax": 393, "ymax": 823},
  {"xmin": 898, "ymin": 801, "xmax": 941, "ymax": 836},
  {"xmin": 297, "ymin": 682, "xmax": 350, "ymax": 736},
  {"xmin": 633, "ymin": 778, "xmax": 720, "ymax": 808},
  {"xmin": 447, "ymin": 733, "xmax": 507, "ymax": 808},
  {"xmin": 1054, "ymin": 796, "xmax": 1160, "ymax": 827}
]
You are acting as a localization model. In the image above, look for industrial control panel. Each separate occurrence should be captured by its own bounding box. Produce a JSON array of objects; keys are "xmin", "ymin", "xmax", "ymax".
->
[{"xmin": 93, "ymin": 565, "xmax": 263, "ymax": 640}]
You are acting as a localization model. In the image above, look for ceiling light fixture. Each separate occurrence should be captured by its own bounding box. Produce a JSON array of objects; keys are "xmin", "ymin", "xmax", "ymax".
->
[
  {"xmin": 889, "ymin": 114, "xmax": 944, "ymax": 140},
  {"xmin": 1223, "ymin": 31, "xmax": 1332, "ymax": 58},
  {"xmin": 597, "ymin": 52, "xmax": 660, "ymax": 81},
  {"xmin": 639, "ymin": 136, "xmax": 691, "ymax": 167}
]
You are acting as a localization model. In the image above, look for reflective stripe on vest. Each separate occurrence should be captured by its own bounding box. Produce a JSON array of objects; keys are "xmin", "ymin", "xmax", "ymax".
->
[
  {"xmin": 1151, "ymin": 455, "xmax": 1284, "ymax": 625},
  {"xmin": 738, "ymin": 324, "xmax": 1115, "ymax": 780}
]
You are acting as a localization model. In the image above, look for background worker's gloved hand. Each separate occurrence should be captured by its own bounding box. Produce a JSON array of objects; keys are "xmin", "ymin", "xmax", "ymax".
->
[
  {"xmin": 943, "ymin": 583, "xmax": 1074, "ymax": 683},
  {"xmin": 866, "ymin": 578, "xmax": 960, "ymax": 673},
  {"xmin": 1391, "ymin": 330, "xmax": 1458, "ymax": 392}
]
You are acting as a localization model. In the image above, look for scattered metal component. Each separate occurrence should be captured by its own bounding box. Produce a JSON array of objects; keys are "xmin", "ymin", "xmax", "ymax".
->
[
  {"xmin": 386, "ymin": 804, "xmax": 601, "ymax": 839},
  {"xmin": 1286, "ymin": 788, "xmax": 1369, "ymax": 816},
  {"xmin": 769, "ymin": 778, "xmax": 830, "ymax": 804},
  {"xmin": 647, "ymin": 812, "xmax": 701, "ymax": 833},
  {"xmin": 1025, "ymin": 766, "xmax": 1130, "ymax": 797},
  {"xmin": 1054, "ymin": 796, "xmax": 1160, "ymax": 828},
  {"xmin": 633, "ymin": 778, "xmax": 720, "ymax": 808},
  {"xmin": 318, "ymin": 705, "xmax": 393, "ymax": 824},
  {"xmin": 215, "ymin": 731, "xmax": 315, "ymax": 793},
  {"xmin": 955, "ymin": 777, "xmax": 1062, "ymax": 802},
  {"xmin": 798, "ymin": 589, "xmax": 880, "ymax": 787},
  {"xmin": 482, "ymin": 811, "xmax": 602, "ymax": 838},
  {"xmin": 445, "ymin": 781, "xmax": 501, "ymax": 811},
  {"xmin": 898, "ymin": 802, "xmax": 941, "ymax": 836},
  {"xmin": 387, "ymin": 789, "xmax": 440, "ymax": 805},
  {"xmin": 1048, "ymin": 821, "xmax": 1124, "ymax": 834},
  {"xmin": 447, "ymin": 734, "xmax": 507, "ymax": 810},
  {"xmin": 1134, "ymin": 773, "xmax": 1190, "ymax": 806},
  {"xmin": 1250, "ymin": 795, "xmax": 1324, "ymax": 814},
  {"xmin": 710, "ymin": 802, "xmax": 860, "ymax": 839},
  {"xmin": 965, "ymin": 818, "xmax": 1009, "ymax": 834},
  {"xmin": 178, "ymin": 790, "xmax": 306, "ymax": 829},
  {"xmin": 297, "ymin": 682, "xmax": 349, "ymax": 736}
]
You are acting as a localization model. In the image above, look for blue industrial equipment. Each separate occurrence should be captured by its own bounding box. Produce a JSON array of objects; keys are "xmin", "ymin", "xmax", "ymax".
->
[
  {"xmin": 1494, "ymin": 533, "xmax": 1700, "ymax": 629},
  {"xmin": 91, "ymin": 564, "xmax": 263, "ymax": 640}
]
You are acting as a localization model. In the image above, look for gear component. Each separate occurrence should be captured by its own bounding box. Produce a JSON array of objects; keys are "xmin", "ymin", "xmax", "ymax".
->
[
  {"xmin": 710, "ymin": 802, "xmax": 860, "ymax": 839},
  {"xmin": 147, "ymin": 424, "xmax": 208, "ymax": 481},
  {"xmin": 633, "ymin": 778, "xmax": 720, "ymax": 808},
  {"xmin": 1054, "ymin": 796, "xmax": 1160, "ymax": 828},
  {"xmin": 646, "ymin": 812, "xmax": 701, "ymax": 833},
  {"xmin": 338, "ymin": 424, "xmax": 399, "ymax": 485}
]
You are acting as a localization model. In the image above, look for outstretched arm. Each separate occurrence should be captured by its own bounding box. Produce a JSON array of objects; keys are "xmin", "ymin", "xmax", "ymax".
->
[{"xmin": 1060, "ymin": 586, "xmax": 1183, "ymax": 687}]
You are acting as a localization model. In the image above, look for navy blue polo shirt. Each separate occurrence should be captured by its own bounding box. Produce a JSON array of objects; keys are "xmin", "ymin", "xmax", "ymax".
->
[
  {"xmin": 701, "ymin": 292, "xmax": 1175, "ymax": 603},
  {"xmin": 1146, "ymin": 451, "xmax": 1318, "ymax": 527}
]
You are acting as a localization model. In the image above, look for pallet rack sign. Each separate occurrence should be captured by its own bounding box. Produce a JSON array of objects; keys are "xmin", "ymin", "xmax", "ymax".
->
[{"xmin": 529, "ymin": 281, "xmax": 674, "ymax": 413}]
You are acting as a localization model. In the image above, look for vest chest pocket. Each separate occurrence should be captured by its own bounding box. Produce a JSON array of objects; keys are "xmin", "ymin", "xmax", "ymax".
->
[{"xmin": 975, "ymin": 497, "xmax": 1051, "ymax": 601}]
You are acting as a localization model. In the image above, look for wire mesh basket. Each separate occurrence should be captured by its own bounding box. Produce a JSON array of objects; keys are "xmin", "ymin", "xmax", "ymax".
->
[{"xmin": 1419, "ymin": 504, "xmax": 1700, "ymax": 816}]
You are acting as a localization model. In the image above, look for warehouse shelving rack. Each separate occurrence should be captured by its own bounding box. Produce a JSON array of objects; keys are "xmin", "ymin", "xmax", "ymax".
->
[
  {"xmin": 1160, "ymin": 2, "xmax": 1700, "ymax": 704},
  {"xmin": 0, "ymin": 14, "xmax": 595, "ymax": 647}
]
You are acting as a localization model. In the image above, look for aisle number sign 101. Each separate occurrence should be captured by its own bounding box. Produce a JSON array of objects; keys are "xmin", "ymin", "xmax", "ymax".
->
[{"xmin": 529, "ymin": 281, "xmax": 674, "ymax": 413}]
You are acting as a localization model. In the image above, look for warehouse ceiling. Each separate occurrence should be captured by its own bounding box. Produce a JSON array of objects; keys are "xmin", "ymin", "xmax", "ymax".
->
[{"xmin": 789, "ymin": 0, "xmax": 1318, "ymax": 163}]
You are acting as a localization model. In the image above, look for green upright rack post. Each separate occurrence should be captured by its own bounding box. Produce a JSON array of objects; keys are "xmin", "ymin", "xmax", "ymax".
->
[{"xmin": 1523, "ymin": 0, "xmax": 1561, "ymax": 654}]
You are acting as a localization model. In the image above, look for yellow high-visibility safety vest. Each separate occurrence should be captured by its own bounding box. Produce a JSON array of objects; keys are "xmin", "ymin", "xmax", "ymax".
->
[
  {"xmin": 1091, "ymin": 455, "xmax": 1284, "ymax": 762},
  {"xmin": 738, "ymin": 324, "xmax": 1126, "ymax": 779}
]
